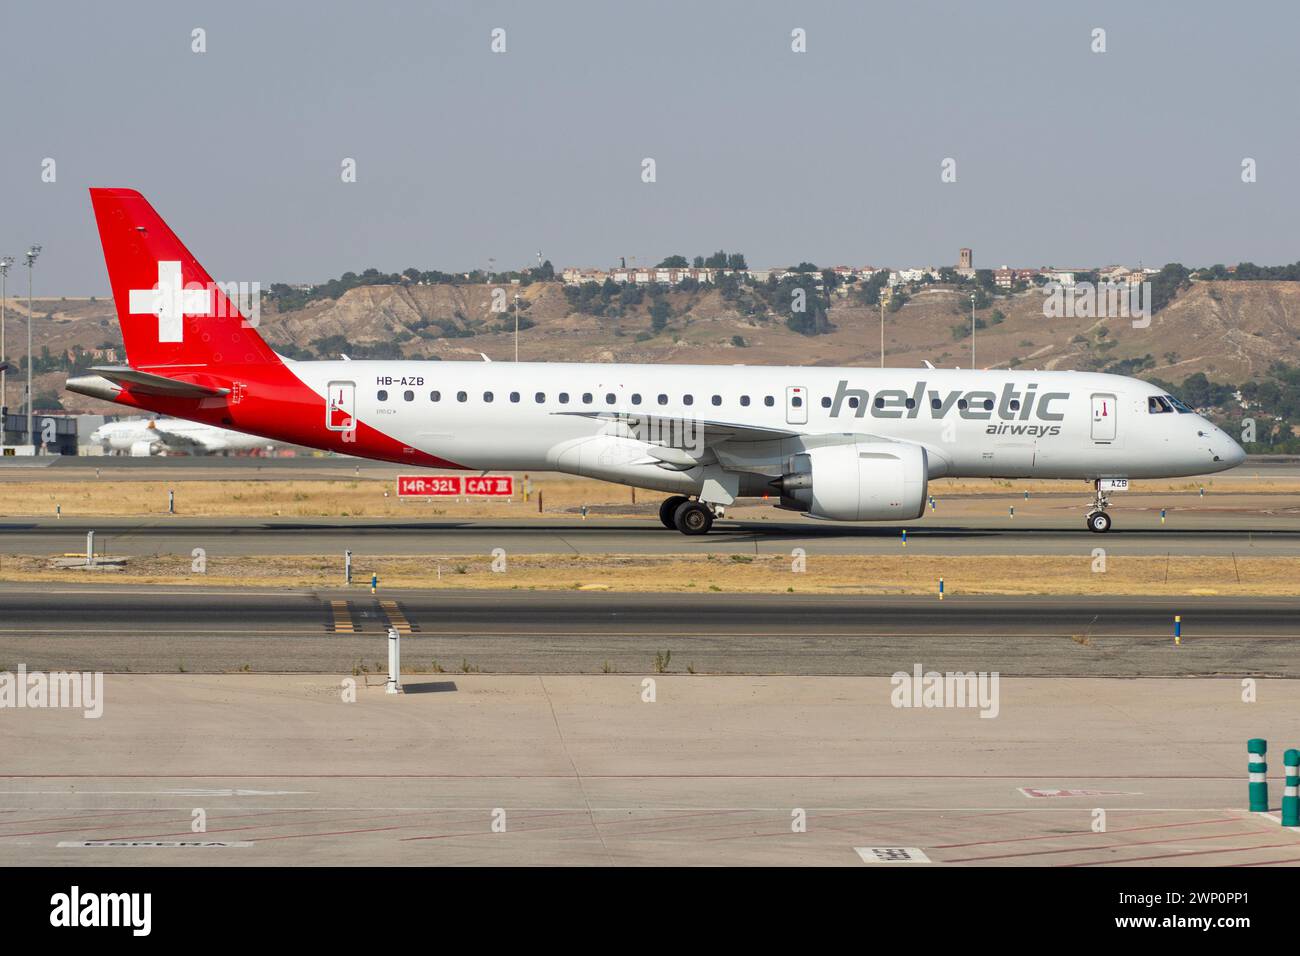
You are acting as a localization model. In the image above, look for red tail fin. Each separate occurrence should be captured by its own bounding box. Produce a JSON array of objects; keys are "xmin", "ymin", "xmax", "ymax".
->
[{"xmin": 90, "ymin": 188, "xmax": 277, "ymax": 370}]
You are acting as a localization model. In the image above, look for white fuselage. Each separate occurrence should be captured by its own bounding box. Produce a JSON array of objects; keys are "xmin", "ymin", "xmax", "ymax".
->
[{"xmin": 288, "ymin": 359, "xmax": 1245, "ymax": 495}]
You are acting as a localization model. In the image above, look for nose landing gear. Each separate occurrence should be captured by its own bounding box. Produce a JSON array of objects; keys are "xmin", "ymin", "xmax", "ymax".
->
[{"xmin": 1086, "ymin": 481, "xmax": 1112, "ymax": 533}]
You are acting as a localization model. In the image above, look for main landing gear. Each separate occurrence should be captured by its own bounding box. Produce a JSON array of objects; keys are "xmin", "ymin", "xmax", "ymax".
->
[
  {"xmin": 658, "ymin": 496, "xmax": 718, "ymax": 535},
  {"xmin": 1086, "ymin": 481, "xmax": 1113, "ymax": 533}
]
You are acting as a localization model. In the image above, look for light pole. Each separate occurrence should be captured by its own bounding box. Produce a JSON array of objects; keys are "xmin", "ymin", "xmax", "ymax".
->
[
  {"xmin": 879, "ymin": 298, "xmax": 885, "ymax": 369},
  {"xmin": 969, "ymin": 292, "xmax": 976, "ymax": 370},
  {"xmin": 24, "ymin": 245, "xmax": 41, "ymax": 451},
  {"xmin": 514, "ymin": 293, "xmax": 520, "ymax": 362},
  {"xmin": 0, "ymin": 255, "xmax": 12, "ymax": 427}
]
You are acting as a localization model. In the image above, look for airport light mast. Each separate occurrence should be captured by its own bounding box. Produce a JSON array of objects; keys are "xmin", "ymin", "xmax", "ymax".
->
[
  {"xmin": 24, "ymin": 245, "xmax": 40, "ymax": 451},
  {"xmin": 970, "ymin": 292, "xmax": 976, "ymax": 370},
  {"xmin": 0, "ymin": 255, "xmax": 12, "ymax": 424}
]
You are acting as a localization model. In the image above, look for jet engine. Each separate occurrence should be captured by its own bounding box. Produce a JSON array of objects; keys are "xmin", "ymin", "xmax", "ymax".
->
[{"xmin": 776, "ymin": 441, "xmax": 928, "ymax": 521}]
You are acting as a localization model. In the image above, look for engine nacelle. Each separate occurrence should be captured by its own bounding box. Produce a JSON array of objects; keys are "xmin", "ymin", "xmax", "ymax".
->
[
  {"xmin": 129, "ymin": 439, "xmax": 160, "ymax": 457},
  {"xmin": 778, "ymin": 441, "xmax": 927, "ymax": 521}
]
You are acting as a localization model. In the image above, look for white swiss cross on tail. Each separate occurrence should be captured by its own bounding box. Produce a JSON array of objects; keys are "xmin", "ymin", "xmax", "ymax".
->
[{"xmin": 128, "ymin": 260, "xmax": 211, "ymax": 343}]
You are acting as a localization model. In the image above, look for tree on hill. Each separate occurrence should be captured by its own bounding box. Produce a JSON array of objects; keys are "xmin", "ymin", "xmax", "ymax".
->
[
  {"xmin": 657, "ymin": 255, "xmax": 689, "ymax": 268},
  {"xmin": 701, "ymin": 250, "xmax": 747, "ymax": 270},
  {"xmin": 649, "ymin": 298, "xmax": 671, "ymax": 332},
  {"xmin": 1150, "ymin": 263, "xmax": 1190, "ymax": 314}
]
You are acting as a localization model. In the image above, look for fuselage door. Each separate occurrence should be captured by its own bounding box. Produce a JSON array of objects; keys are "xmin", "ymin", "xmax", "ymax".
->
[
  {"xmin": 327, "ymin": 380, "xmax": 356, "ymax": 431},
  {"xmin": 1090, "ymin": 392, "xmax": 1116, "ymax": 442},
  {"xmin": 786, "ymin": 386, "xmax": 808, "ymax": 425}
]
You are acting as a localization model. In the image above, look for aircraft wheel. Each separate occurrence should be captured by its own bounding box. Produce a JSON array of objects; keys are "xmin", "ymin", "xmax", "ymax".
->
[
  {"xmin": 659, "ymin": 496, "xmax": 689, "ymax": 529},
  {"xmin": 673, "ymin": 500, "xmax": 714, "ymax": 535},
  {"xmin": 1087, "ymin": 510, "xmax": 1112, "ymax": 533}
]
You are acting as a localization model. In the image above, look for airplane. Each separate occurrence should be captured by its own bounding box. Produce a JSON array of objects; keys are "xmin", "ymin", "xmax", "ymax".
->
[
  {"xmin": 66, "ymin": 188, "xmax": 1246, "ymax": 534},
  {"xmin": 89, "ymin": 416, "xmax": 277, "ymax": 456}
]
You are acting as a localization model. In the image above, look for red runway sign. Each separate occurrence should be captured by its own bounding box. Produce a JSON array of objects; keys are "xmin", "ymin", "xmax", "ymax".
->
[{"xmin": 397, "ymin": 475, "xmax": 514, "ymax": 497}]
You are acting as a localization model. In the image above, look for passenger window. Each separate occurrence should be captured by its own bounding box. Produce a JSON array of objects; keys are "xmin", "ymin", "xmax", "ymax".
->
[
  {"xmin": 983, "ymin": 399, "xmax": 993, "ymax": 411},
  {"xmin": 457, "ymin": 391, "xmax": 467, "ymax": 402},
  {"xmin": 403, "ymin": 390, "xmax": 414, "ymax": 402},
  {"xmin": 582, "ymin": 393, "xmax": 593, "ymax": 404},
  {"xmin": 791, "ymin": 396, "xmax": 803, "ymax": 408},
  {"xmin": 849, "ymin": 397, "xmax": 859, "ymax": 409},
  {"xmin": 606, "ymin": 393, "xmax": 616, "ymax": 404},
  {"xmin": 657, "ymin": 394, "xmax": 668, "ymax": 405},
  {"xmin": 905, "ymin": 398, "xmax": 915, "ymax": 410},
  {"xmin": 558, "ymin": 392, "xmax": 570, "ymax": 404},
  {"xmin": 430, "ymin": 390, "xmax": 441, "ymax": 402},
  {"xmin": 712, "ymin": 395, "xmax": 722, "ymax": 406},
  {"xmin": 874, "ymin": 397, "xmax": 884, "ymax": 409},
  {"xmin": 632, "ymin": 393, "xmax": 642, "ymax": 405},
  {"xmin": 535, "ymin": 392, "xmax": 545, "ymax": 403},
  {"xmin": 509, "ymin": 391, "xmax": 520, "ymax": 403},
  {"xmin": 740, "ymin": 395, "xmax": 751, "ymax": 407},
  {"xmin": 483, "ymin": 391, "xmax": 494, "ymax": 403},
  {"xmin": 683, "ymin": 395, "xmax": 694, "ymax": 406},
  {"xmin": 377, "ymin": 390, "xmax": 388, "ymax": 402},
  {"xmin": 764, "ymin": 396, "xmax": 775, "ymax": 407},
  {"xmin": 957, "ymin": 399, "xmax": 968, "ymax": 410},
  {"xmin": 821, "ymin": 396, "xmax": 831, "ymax": 408},
  {"xmin": 1009, "ymin": 399, "xmax": 1020, "ymax": 411},
  {"xmin": 931, "ymin": 398, "xmax": 942, "ymax": 410}
]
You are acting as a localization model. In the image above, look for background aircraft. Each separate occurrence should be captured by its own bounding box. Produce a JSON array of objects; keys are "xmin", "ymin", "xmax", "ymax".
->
[{"xmin": 88, "ymin": 416, "xmax": 279, "ymax": 456}]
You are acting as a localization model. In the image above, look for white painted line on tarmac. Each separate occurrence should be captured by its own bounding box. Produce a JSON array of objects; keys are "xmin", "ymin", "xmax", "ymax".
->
[{"xmin": 57, "ymin": 840, "xmax": 254, "ymax": 848}]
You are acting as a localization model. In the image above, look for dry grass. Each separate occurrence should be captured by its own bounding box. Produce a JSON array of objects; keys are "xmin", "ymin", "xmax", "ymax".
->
[
  {"xmin": 0, "ymin": 471, "xmax": 1294, "ymax": 519},
  {"xmin": 1, "ymin": 551, "xmax": 1294, "ymax": 596}
]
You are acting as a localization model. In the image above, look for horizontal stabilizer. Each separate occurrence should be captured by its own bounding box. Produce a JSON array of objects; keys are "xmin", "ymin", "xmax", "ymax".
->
[{"xmin": 66, "ymin": 366, "xmax": 230, "ymax": 401}]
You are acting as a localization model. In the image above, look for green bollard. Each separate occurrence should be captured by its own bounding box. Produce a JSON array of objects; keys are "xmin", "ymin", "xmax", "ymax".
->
[
  {"xmin": 1248, "ymin": 739, "xmax": 1268, "ymax": 812},
  {"xmin": 1284, "ymin": 750, "xmax": 1299, "ymax": 828}
]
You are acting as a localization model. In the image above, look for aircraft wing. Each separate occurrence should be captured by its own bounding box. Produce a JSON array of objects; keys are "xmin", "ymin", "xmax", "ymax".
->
[
  {"xmin": 553, "ymin": 410, "xmax": 801, "ymax": 444},
  {"xmin": 146, "ymin": 426, "xmax": 207, "ymax": 450}
]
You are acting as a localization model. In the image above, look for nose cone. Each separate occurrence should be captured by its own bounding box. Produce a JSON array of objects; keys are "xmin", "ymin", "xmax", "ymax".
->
[
  {"xmin": 1203, "ymin": 419, "xmax": 1246, "ymax": 470},
  {"xmin": 1224, "ymin": 434, "xmax": 1247, "ymax": 468}
]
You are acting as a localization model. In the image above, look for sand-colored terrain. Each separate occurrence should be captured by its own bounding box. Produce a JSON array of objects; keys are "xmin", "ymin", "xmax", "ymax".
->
[
  {"xmin": 0, "ymin": 472, "xmax": 1293, "ymax": 519},
  {"xmin": 1, "ymin": 551, "xmax": 1295, "ymax": 597}
]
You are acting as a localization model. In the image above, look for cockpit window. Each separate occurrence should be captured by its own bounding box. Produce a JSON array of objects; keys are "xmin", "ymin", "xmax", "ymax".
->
[
  {"xmin": 1148, "ymin": 395, "xmax": 1174, "ymax": 414},
  {"xmin": 1165, "ymin": 394, "xmax": 1194, "ymax": 414}
]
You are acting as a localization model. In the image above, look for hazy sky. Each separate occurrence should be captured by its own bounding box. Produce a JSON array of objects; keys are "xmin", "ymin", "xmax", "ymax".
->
[{"xmin": 1, "ymin": 0, "xmax": 1297, "ymax": 294}]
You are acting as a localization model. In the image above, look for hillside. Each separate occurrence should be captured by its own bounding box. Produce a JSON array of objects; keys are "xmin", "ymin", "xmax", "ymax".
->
[{"xmin": 10, "ymin": 279, "xmax": 1300, "ymax": 416}]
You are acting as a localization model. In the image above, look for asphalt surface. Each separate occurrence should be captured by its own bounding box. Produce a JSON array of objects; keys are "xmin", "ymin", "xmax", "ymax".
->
[
  {"xmin": 0, "ymin": 584, "xmax": 1296, "ymax": 676},
  {"xmin": 3, "ymin": 674, "xmax": 1297, "ymax": 866},
  {"xmin": 5, "ymin": 512, "xmax": 1300, "ymax": 556}
]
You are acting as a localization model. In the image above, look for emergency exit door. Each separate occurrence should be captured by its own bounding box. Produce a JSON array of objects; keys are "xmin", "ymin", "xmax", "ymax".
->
[
  {"xmin": 327, "ymin": 381, "xmax": 356, "ymax": 431},
  {"xmin": 1090, "ymin": 393, "xmax": 1116, "ymax": 442},
  {"xmin": 786, "ymin": 386, "xmax": 808, "ymax": 425}
]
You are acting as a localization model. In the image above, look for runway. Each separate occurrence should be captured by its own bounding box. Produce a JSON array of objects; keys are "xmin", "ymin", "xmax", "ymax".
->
[
  {"xmin": 5, "ymin": 512, "xmax": 1300, "ymax": 556},
  {"xmin": 1, "ymin": 584, "xmax": 1296, "ymax": 676},
  {"xmin": 2, "ymin": 674, "xmax": 1295, "ymax": 866}
]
